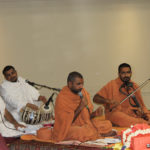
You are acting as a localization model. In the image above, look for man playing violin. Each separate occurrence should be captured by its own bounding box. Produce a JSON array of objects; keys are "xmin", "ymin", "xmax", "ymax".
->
[{"xmin": 93, "ymin": 63, "xmax": 150, "ymax": 127}]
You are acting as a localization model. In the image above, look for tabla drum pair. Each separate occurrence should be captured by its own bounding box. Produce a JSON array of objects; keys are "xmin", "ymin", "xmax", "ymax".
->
[{"xmin": 21, "ymin": 102, "xmax": 54, "ymax": 125}]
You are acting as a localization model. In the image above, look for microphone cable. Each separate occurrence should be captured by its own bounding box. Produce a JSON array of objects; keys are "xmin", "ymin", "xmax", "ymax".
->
[{"xmin": 0, "ymin": 111, "xmax": 24, "ymax": 133}]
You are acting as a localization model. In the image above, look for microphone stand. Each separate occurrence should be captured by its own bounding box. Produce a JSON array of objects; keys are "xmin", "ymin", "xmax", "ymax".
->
[
  {"xmin": 29, "ymin": 81, "xmax": 61, "ymax": 92},
  {"xmin": 110, "ymin": 78, "xmax": 150, "ymax": 112}
]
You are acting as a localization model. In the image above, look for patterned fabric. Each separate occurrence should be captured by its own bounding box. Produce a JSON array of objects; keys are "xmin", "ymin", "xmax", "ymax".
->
[
  {"xmin": 9, "ymin": 139, "xmax": 113, "ymax": 150},
  {"xmin": 0, "ymin": 134, "xmax": 9, "ymax": 150}
]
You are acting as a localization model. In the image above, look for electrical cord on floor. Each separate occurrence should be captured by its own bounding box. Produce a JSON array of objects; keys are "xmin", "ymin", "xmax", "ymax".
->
[{"xmin": 0, "ymin": 110, "xmax": 24, "ymax": 133}]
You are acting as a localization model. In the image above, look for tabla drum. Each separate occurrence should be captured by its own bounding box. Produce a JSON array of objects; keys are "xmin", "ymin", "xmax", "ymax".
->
[
  {"xmin": 21, "ymin": 102, "xmax": 54, "ymax": 125},
  {"xmin": 40, "ymin": 102, "xmax": 54, "ymax": 122},
  {"xmin": 21, "ymin": 106, "xmax": 42, "ymax": 125}
]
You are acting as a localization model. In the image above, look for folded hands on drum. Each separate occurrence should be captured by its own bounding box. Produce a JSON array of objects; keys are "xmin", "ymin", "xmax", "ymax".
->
[
  {"xmin": 38, "ymin": 95, "xmax": 47, "ymax": 104},
  {"xmin": 26, "ymin": 103, "xmax": 39, "ymax": 111},
  {"xmin": 24, "ymin": 95, "xmax": 47, "ymax": 111}
]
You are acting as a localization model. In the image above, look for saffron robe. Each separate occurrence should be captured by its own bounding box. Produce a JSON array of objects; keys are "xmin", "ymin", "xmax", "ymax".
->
[
  {"xmin": 52, "ymin": 86, "xmax": 112, "ymax": 142},
  {"xmin": 97, "ymin": 77, "xmax": 150, "ymax": 127}
]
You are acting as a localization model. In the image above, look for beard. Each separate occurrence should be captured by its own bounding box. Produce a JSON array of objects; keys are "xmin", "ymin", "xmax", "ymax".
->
[
  {"xmin": 10, "ymin": 77, "xmax": 18, "ymax": 82},
  {"xmin": 121, "ymin": 77, "xmax": 130, "ymax": 84},
  {"xmin": 71, "ymin": 88, "xmax": 82, "ymax": 94}
]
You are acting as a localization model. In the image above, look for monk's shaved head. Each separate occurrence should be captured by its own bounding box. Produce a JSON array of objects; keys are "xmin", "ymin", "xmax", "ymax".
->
[
  {"xmin": 118, "ymin": 63, "xmax": 131, "ymax": 73},
  {"xmin": 67, "ymin": 71, "xmax": 84, "ymax": 94},
  {"xmin": 67, "ymin": 71, "xmax": 83, "ymax": 83}
]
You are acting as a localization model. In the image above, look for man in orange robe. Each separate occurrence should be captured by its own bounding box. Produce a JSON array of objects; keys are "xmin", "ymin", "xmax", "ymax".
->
[
  {"xmin": 93, "ymin": 63, "xmax": 150, "ymax": 127},
  {"xmin": 52, "ymin": 71, "xmax": 114, "ymax": 142}
]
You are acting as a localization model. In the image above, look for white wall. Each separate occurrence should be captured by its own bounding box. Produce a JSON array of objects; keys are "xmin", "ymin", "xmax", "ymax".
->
[{"xmin": 0, "ymin": 0, "xmax": 150, "ymax": 109}]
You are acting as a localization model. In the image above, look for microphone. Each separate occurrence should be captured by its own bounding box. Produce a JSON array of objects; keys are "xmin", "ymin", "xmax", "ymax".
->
[
  {"xmin": 78, "ymin": 91, "xmax": 83, "ymax": 99},
  {"xmin": 78, "ymin": 91, "xmax": 90, "ymax": 113},
  {"xmin": 44, "ymin": 93, "xmax": 55, "ymax": 109},
  {"xmin": 26, "ymin": 80, "xmax": 35, "ymax": 86}
]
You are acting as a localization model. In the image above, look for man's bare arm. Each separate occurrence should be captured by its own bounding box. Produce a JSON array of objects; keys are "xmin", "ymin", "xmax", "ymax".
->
[
  {"xmin": 4, "ymin": 109, "xmax": 25, "ymax": 129},
  {"xmin": 93, "ymin": 94, "xmax": 118, "ymax": 105},
  {"xmin": 93, "ymin": 94, "xmax": 110, "ymax": 104}
]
